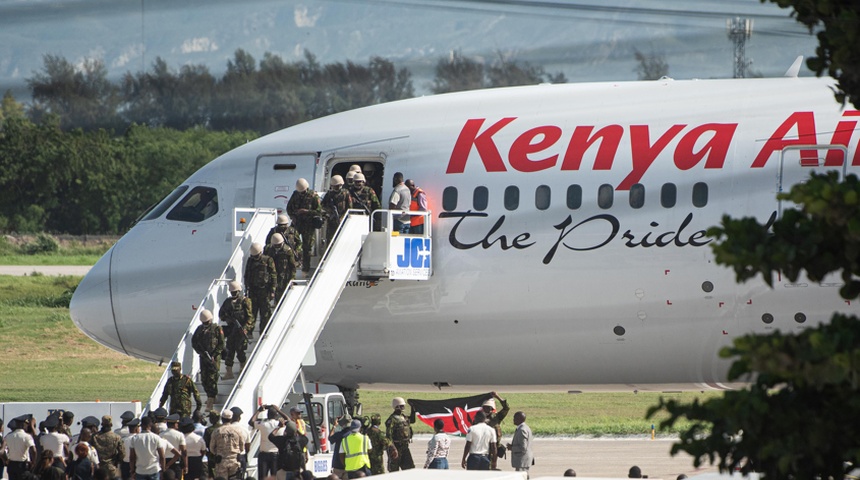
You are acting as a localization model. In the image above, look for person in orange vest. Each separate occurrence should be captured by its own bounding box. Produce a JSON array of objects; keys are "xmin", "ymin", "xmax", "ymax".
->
[{"xmin": 405, "ymin": 179, "xmax": 428, "ymax": 234}]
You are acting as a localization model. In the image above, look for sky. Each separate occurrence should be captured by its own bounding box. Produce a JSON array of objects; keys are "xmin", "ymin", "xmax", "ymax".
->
[{"xmin": 0, "ymin": 0, "xmax": 820, "ymax": 99}]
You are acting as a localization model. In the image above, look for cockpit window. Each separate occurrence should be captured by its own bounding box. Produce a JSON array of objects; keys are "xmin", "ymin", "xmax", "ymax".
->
[
  {"xmin": 141, "ymin": 185, "xmax": 189, "ymax": 221},
  {"xmin": 166, "ymin": 186, "xmax": 219, "ymax": 222}
]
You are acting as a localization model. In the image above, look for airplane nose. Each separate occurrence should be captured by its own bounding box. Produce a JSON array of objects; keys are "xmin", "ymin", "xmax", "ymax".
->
[{"xmin": 70, "ymin": 247, "xmax": 126, "ymax": 354}]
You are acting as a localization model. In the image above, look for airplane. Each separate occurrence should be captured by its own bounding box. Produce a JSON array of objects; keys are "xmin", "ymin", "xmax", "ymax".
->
[{"xmin": 69, "ymin": 73, "xmax": 859, "ymax": 394}]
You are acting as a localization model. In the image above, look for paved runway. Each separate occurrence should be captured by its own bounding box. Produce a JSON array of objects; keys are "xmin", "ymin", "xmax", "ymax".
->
[
  {"xmin": 0, "ymin": 265, "xmax": 91, "ymax": 276},
  {"xmin": 408, "ymin": 436, "xmax": 718, "ymax": 479}
]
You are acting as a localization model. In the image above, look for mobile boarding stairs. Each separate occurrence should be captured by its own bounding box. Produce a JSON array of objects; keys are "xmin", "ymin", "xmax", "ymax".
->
[{"xmin": 142, "ymin": 208, "xmax": 432, "ymax": 475}]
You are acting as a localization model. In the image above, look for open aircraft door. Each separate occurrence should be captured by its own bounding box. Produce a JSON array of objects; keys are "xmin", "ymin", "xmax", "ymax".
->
[
  {"xmin": 254, "ymin": 153, "xmax": 318, "ymax": 212},
  {"xmin": 777, "ymin": 144, "xmax": 850, "ymax": 218}
]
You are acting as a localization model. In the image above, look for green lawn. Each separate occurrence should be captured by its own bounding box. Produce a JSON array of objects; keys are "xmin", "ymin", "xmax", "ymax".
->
[{"xmin": 0, "ymin": 274, "xmax": 718, "ymax": 435}]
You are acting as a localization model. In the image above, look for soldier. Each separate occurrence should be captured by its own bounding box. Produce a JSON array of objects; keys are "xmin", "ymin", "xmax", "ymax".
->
[
  {"xmin": 191, "ymin": 308, "xmax": 224, "ymax": 411},
  {"xmin": 265, "ymin": 233, "xmax": 298, "ymax": 302},
  {"xmin": 203, "ymin": 410, "xmax": 222, "ymax": 480},
  {"xmin": 244, "ymin": 242, "xmax": 277, "ymax": 334},
  {"xmin": 220, "ymin": 280, "xmax": 253, "ymax": 380},
  {"xmin": 209, "ymin": 410, "xmax": 247, "ymax": 480},
  {"xmin": 320, "ymin": 175, "xmax": 353, "ymax": 246},
  {"xmin": 286, "ymin": 178, "xmax": 322, "ymax": 275},
  {"xmin": 349, "ymin": 173, "xmax": 380, "ymax": 215},
  {"xmin": 366, "ymin": 414, "xmax": 392, "ymax": 475},
  {"xmin": 91, "ymin": 416, "xmax": 124, "ymax": 479},
  {"xmin": 482, "ymin": 391, "xmax": 509, "ymax": 470},
  {"xmin": 266, "ymin": 214, "xmax": 302, "ymax": 262},
  {"xmin": 385, "ymin": 397, "xmax": 414, "ymax": 471},
  {"xmin": 159, "ymin": 362, "xmax": 202, "ymax": 419}
]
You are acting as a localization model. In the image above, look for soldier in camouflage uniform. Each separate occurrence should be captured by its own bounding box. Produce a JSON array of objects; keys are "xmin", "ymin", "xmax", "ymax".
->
[
  {"xmin": 159, "ymin": 361, "xmax": 202, "ymax": 418},
  {"xmin": 203, "ymin": 410, "xmax": 222, "ymax": 480},
  {"xmin": 220, "ymin": 280, "xmax": 253, "ymax": 380},
  {"xmin": 366, "ymin": 413, "xmax": 393, "ymax": 475},
  {"xmin": 266, "ymin": 214, "xmax": 302, "ymax": 263},
  {"xmin": 482, "ymin": 392, "xmax": 509, "ymax": 470},
  {"xmin": 286, "ymin": 178, "xmax": 321, "ymax": 274},
  {"xmin": 321, "ymin": 175, "xmax": 353, "ymax": 246},
  {"xmin": 91, "ymin": 415, "xmax": 124, "ymax": 479},
  {"xmin": 349, "ymin": 173, "xmax": 381, "ymax": 215},
  {"xmin": 385, "ymin": 397, "xmax": 414, "ymax": 471},
  {"xmin": 243, "ymin": 242, "xmax": 277, "ymax": 334},
  {"xmin": 265, "ymin": 233, "xmax": 298, "ymax": 302},
  {"xmin": 192, "ymin": 308, "xmax": 224, "ymax": 411}
]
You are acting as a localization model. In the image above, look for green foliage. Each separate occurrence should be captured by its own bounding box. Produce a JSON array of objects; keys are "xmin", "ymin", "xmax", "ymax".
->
[
  {"xmin": 763, "ymin": 1, "xmax": 860, "ymax": 109},
  {"xmin": 432, "ymin": 50, "xmax": 567, "ymax": 94},
  {"xmin": 634, "ymin": 49, "xmax": 669, "ymax": 80},
  {"xmin": 21, "ymin": 233, "xmax": 60, "ymax": 254},
  {"xmin": 651, "ymin": 172, "xmax": 860, "ymax": 479}
]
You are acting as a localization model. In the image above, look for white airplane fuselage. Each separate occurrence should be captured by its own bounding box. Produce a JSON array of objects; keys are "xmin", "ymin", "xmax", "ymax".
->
[{"xmin": 70, "ymin": 77, "xmax": 860, "ymax": 392}]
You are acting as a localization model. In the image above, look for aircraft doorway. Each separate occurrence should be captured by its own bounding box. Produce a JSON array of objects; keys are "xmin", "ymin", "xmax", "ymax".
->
[
  {"xmin": 254, "ymin": 152, "xmax": 318, "ymax": 213},
  {"xmin": 777, "ymin": 144, "xmax": 849, "ymax": 217},
  {"xmin": 328, "ymin": 158, "xmax": 385, "ymax": 203}
]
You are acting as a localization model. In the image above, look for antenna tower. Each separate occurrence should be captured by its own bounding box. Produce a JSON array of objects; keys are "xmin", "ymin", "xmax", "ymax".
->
[{"xmin": 726, "ymin": 17, "xmax": 753, "ymax": 78}]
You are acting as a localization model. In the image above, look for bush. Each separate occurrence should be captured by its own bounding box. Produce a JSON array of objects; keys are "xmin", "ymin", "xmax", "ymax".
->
[{"xmin": 21, "ymin": 233, "xmax": 59, "ymax": 254}]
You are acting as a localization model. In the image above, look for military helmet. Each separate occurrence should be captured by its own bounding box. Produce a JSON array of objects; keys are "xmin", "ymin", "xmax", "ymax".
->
[
  {"xmin": 349, "ymin": 164, "xmax": 362, "ymax": 173},
  {"xmin": 482, "ymin": 398, "xmax": 496, "ymax": 410},
  {"xmin": 296, "ymin": 178, "xmax": 309, "ymax": 192},
  {"xmin": 228, "ymin": 280, "xmax": 242, "ymax": 293},
  {"xmin": 277, "ymin": 214, "xmax": 289, "ymax": 225},
  {"xmin": 271, "ymin": 233, "xmax": 285, "ymax": 246},
  {"xmin": 346, "ymin": 171, "xmax": 356, "ymax": 181},
  {"xmin": 370, "ymin": 413, "xmax": 382, "ymax": 426},
  {"xmin": 354, "ymin": 173, "xmax": 366, "ymax": 183},
  {"xmin": 170, "ymin": 361, "xmax": 181, "ymax": 370},
  {"xmin": 331, "ymin": 175, "xmax": 344, "ymax": 186},
  {"xmin": 363, "ymin": 163, "xmax": 376, "ymax": 173},
  {"xmin": 391, "ymin": 397, "xmax": 406, "ymax": 408},
  {"xmin": 199, "ymin": 309, "xmax": 213, "ymax": 323},
  {"xmin": 250, "ymin": 242, "xmax": 263, "ymax": 256}
]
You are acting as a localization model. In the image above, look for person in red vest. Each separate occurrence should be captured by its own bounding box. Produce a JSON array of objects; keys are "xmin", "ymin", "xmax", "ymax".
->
[{"xmin": 405, "ymin": 179, "xmax": 428, "ymax": 234}]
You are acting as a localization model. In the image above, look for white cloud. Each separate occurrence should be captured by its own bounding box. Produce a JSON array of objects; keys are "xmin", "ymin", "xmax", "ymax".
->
[
  {"xmin": 112, "ymin": 44, "xmax": 143, "ymax": 68},
  {"xmin": 178, "ymin": 37, "xmax": 219, "ymax": 54},
  {"xmin": 294, "ymin": 5, "xmax": 320, "ymax": 28}
]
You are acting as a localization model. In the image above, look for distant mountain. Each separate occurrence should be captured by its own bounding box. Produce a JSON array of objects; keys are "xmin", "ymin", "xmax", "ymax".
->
[{"xmin": 0, "ymin": 0, "xmax": 818, "ymax": 101}]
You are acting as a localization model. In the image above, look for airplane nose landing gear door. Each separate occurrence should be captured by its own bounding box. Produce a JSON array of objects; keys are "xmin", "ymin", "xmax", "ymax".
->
[{"xmin": 254, "ymin": 153, "xmax": 318, "ymax": 212}]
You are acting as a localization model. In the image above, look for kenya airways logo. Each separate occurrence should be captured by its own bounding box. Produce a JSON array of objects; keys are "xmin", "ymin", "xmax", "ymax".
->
[{"xmin": 446, "ymin": 112, "xmax": 860, "ymax": 190}]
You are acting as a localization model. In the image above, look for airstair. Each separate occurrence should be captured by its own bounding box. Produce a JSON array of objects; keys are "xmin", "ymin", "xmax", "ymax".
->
[{"xmin": 142, "ymin": 207, "xmax": 432, "ymax": 476}]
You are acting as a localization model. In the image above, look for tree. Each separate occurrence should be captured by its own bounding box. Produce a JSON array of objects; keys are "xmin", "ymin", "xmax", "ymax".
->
[
  {"xmin": 633, "ymin": 48, "xmax": 669, "ymax": 80},
  {"xmin": 764, "ymin": 1, "xmax": 860, "ymax": 108},
  {"xmin": 647, "ymin": 172, "xmax": 860, "ymax": 479},
  {"xmin": 432, "ymin": 51, "xmax": 485, "ymax": 94}
]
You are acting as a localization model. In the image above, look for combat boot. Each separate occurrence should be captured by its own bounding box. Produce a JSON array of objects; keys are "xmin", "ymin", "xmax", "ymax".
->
[
  {"xmin": 206, "ymin": 397, "xmax": 215, "ymax": 411},
  {"xmin": 240, "ymin": 362, "xmax": 246, "ymax": 372},
  {"xmin": 223, "ymin": 366, "xmax": 234, "ymax": 380}
]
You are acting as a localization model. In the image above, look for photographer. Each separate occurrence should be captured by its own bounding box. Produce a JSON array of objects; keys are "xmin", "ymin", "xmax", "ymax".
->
[
  {"xmin": 249, "ymin": 405, "xmax": 281, "ymax": 480},
  {"xmin": 267, "ymin": 407, "xmax": 307, "ymax": 480}
]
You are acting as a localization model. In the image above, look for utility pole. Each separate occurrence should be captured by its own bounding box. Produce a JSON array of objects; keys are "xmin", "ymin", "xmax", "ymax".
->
[{"xmin": 726, "ymin": 17, "xmax": 753, "ymax": 78}]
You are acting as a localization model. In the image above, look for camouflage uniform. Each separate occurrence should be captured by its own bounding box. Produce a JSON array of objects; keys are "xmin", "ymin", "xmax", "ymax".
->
[
  {"xmin": 350, "ymin": 185, "xmax": 381, "ymax": 215},
  {"xmin": 286, "ymin": 189, "xmax": 321, "ymax": 272},
  {"xmin": 321, "ymin": 188, "xmax": 353, "ymax": 246},
  {"xmin": 192, "ymin": 321, "xmax": 224, "ymax": 399},
  {"xmin": 220, "ymin": 295, "xmax": 253, "ymax": 368},
  {"xmin": 204, "ymin": 414, "xmax": 222, "ymax": 480},
  {"xmin": 91, "ymin": 428, "xmax": 124, "ymax": 479},
  {"xmin": 486, "ymin": 398, "xmax": 510, "ymax": 468},
  {"xmin": 265, "ymin": 242, "xmax": 298, "ymax": 301},
  {"xmin": 243, "ymin": 253, "xmax": 277, "ymax": 334},
  {"xmin": 366, "ymin": 417, "xmax": 391, "ymax": 475},
  {"xmin": 385, "ymin": 410, "xmax": 414, "ymax": 471},
  {"xmin": 210, "ymin": 422, "xmax": 247, "ymax": 480},
  {"xmin": 160, "ymin": 371, "xmax": 202, "ymax": 418},
  {"xmin": 266, "ymin": 224, "xmax": 302, "ymax": 258}
]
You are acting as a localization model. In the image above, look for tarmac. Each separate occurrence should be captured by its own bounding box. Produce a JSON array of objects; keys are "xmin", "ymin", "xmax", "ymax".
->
[
  {"xmin": 0, "ymin": 265, "xmax": 92, "ymax": 276},
  {"xmin": 409, "ymin": 435, "xmax": 718, "ymax": 479}
]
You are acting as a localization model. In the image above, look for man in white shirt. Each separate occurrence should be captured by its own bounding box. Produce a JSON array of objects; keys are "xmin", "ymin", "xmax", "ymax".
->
[
  {"xmin": 39, "ymin": 415, "xmax": 69, "ymax": 467},
  {"xmin": 460, "ymin": 411, "xmax": 496, "ymax": 471},
  {"xmin": 2, "ymin": 415, "xmax": 37, "ymax": 480},
  {"xmin": 130, "ymin": 417, "xmax": 165, "ymax": 480},
  {"xmin": 181, "ymin": 417, "xmax": 206, "ymax": 480},
  {"xmin": 249, "ymin": 406, "xmax": 281, "ymax": 480},
  {"xmin": 159, "ymin": 414, "xmax": 187, "ymax": 479},
  {"xmin": 388, "ymin": 172, "xmax": 412, "ymax": 233},
  {"xmin": 121, "ymin": 418, "xmax": 141, "ymax": 480}
]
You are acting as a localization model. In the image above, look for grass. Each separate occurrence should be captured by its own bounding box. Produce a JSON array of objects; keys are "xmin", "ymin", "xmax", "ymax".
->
[
  {"xmin": 0, "ymin": 235, "xmax": 113, "ymax": 266},
  {"xmin": 0, "ymin": 275, "xmax": 720, "ymax": 436}
]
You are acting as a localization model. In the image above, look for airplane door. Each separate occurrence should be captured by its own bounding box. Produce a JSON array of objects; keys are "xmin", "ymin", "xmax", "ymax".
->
[
  {"xmin": 777, "ymin": 144, "xmax": 849, "ymax": 217},
  {"xmin": 254, "ymin": 153, "xmax": 318, "ymax": 212}
]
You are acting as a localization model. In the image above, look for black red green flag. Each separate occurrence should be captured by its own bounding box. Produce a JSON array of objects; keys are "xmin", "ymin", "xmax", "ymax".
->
[{"xmin": 407, "ymin": 392, "xmax": 493, "ymax": 435}]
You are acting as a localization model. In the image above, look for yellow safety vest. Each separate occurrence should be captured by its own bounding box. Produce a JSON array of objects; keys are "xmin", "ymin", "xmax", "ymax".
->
[{"xmin": 341, "ymin": 433, "xmax": 371, "ymax": 471}]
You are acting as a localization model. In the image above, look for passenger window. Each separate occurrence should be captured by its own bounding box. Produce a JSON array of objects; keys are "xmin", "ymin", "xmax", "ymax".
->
[
  {"xmin": 598, "ymin": 184, "xmax": 613, "ymax": 209},
  {"xmin": 504, "ymin": 186, "xmax": 519, "ymax": 211},
  {"xmin": 661, "ymin": 183, "xmax": 677, "ymax": 208},
  {"xmin": 473, "ymin": 186, "xmax": 489, "ymax": 211},
  {"xmin": 141, "ymin": 186, "xmax": 189, "ymax": 221},
  {"xmin": 442, "ymin": 187, "xmax": 458, "ymax": 211},
  {"xmin": 535, "ymin": 185, "xmax": 551, "ymax": 211},
  {"xmin": 692, "ymin": 182, "xmax": 708, "ymax": 208},
  {"xmin": 567, "ymin": 185, "xmax": 582, "ymax": 210},
  {"xmin": 166, "ymin": 186, "xmax": 219, "ymax": 222},
  {"xmin": 629, "ymin": 184, "xmax": 645, "ymax": 209}
]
